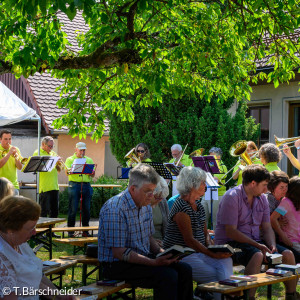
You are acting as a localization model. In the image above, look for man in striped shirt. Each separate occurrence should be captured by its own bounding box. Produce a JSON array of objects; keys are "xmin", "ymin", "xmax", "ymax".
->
[{"xmin": 98, "ymin": 164, "xmax": 193, "ymax": 300}]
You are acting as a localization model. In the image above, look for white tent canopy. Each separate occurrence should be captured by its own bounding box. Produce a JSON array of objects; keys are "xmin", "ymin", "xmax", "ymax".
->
[{"xmin": 0, "ymin": 81, "xmax": 39, "ymax": 125}]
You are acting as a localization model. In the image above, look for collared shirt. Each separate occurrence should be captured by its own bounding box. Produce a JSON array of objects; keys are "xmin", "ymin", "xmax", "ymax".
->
[
  {"xmin": 33, "ymin": 148, "xmax": 59, "ymax": 193},
  {"xmin": 169, "ymin": 154, "xmax": 193, "ymax": 167},
  {"xmin": 98, "ymin": 188, "xmax": 155, "ymax": 262},
  {"xmin": 65, "ymin": 154, "xmax": 94, "ymax": 182},
  {"xmin": 0, "ymin": 145, "xmax": 21, "ymax": 189},
  {"xmin": 214, "ymin": 184, "xmax": 270, "ymax": 244},
  {"xmin": 266, "ymin": 192, "xmax": 280, "ymax": 215},
  {"xmin": 264, "ymin": 162, "xmax": 281, "ymax": 172}
]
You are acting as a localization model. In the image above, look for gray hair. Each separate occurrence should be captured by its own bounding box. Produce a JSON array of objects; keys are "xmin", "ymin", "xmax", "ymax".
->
[
  {"xmin": 154, "ymin": 176, "xmax": 169, "ymax": 199},
  {"xmin": 259, "ymin": 143, "xmax": 281, "ymax": 164},
  {"xmin": 41, "ymin": 136, "xmax": 54, "ymax": 145},
  {"xmin": 171, "ymin": 144, "xmax": 182, "ymax": 151},
  {"xmin": 209, "ymin": 147, "xmax": 223, "ymax": 156},
  {"xmin": 129, "ymin": 163, "xmax": 159, "ymax": 188},
  {"xmin": 177, "ymin": 167, "xmax": 207, "ymax": 196}
]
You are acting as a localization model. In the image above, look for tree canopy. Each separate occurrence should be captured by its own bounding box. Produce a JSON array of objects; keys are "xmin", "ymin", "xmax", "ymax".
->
[{"xmin": 0, "ymin": 0, "xmax": 299, "ymax": 139}]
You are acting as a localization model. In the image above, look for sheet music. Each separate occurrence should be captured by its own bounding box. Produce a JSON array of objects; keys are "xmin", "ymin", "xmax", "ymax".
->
[
  {"xmin": 45, "ymin": 156, "xmax": 60, "ymax": 172},
  {"xmin": 71, "ymin": 158, "xmax": 86, "ymax": 173}
]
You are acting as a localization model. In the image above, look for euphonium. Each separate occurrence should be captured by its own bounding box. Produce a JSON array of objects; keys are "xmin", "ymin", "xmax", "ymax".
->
[
  {"xmin": 188, "ymin": 148, "xmax": 205, "ymax": 158},
  {"xmin": 124, "ymin": 148, "xmax": 141, "ymax": 166},
  {"xmin": 229, "ymin": 140, "xmax": 252, "ymax": 166}
]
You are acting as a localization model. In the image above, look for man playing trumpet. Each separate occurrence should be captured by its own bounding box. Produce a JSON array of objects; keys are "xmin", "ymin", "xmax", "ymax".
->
[
  {"xmin": 33, "ymin": 136, "xmax": 60, "ymax": 222},
  {"xmin": 0, "ymin": 130, "xmax": 22, "ymax": 194}
]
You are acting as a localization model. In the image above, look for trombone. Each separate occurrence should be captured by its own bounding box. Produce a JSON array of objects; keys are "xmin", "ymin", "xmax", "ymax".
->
[{"xmin": 274, "ymin": 135, "xmax": 300, "ymax": 149}]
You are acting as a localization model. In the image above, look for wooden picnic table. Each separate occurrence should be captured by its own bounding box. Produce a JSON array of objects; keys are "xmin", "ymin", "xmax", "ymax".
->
[
  {"xmin": 54, "ymin": 237, "xmax": 98, "ymax": 248},
  {"xmin": 197, "ymin": 272, "xmax": 298, "ymax": 300},
  {"xmin": 25, "ymin": 183, "xmax": 122, "ymax": 189}
]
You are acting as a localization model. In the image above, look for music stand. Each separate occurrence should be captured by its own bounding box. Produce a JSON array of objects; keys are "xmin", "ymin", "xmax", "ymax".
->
[
  {"xmin": 22, "ymin": 156, "xmax": 56, "ymax": 174},
  {"xmin": 192, "ymin": 156, "xmax": 220, "ymax": 174},
  {"xmin": 144, "ymin": 162, "xmax": 173, "ymax": 180},
  {"xmin": 163, "ymin": 163, "xmax": 183, "ymax": 177}
]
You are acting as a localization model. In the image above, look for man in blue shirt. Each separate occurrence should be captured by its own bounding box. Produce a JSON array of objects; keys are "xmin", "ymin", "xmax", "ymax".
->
[{"xmin": 98, "ymin": 164, "xmax": 193, "ymax": 300}]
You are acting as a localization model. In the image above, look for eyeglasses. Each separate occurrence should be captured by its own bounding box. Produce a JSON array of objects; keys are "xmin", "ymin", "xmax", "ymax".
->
[
  {"xmin": 46, "ymin": 144, "xmax": 53, "ymax": 149},
  {"xmin": 137, "ymin": 150, "xmax": 145, "ymax": 153}
]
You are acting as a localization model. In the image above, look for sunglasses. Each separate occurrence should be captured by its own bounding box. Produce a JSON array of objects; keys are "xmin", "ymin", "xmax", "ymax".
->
[{"xmin": 137, "ymin": 150, "xmax": 145, "ymax": 153}]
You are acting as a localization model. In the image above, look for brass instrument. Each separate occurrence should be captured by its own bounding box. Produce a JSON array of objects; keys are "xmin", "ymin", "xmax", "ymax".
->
[
  {"xmin": 274, "ymin": 135, "xmax": 300, "ymax": 149},
  {"xmin": 188, "ymin": 148, "xmax": 205, "ymax": 158},
  {"xmin": 124, "ymin": 148, "xmax": 141, "ymax": 167},
  {"xmin": 175, "ymin": 144, "xmax": 188, "ymax": 166},
  {"xmin": 1, "ymin": 145, "xmax": 28, "ymax": 164}
]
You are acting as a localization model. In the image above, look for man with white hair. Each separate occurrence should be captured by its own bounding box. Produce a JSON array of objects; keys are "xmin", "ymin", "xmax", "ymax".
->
[
  {"xmin": 65, "ymin": 142, "xmax": 95, "ymax": 237},
  {"xmin": 98, "ymin": 164, "xmax": 193, "ymax": 300}
]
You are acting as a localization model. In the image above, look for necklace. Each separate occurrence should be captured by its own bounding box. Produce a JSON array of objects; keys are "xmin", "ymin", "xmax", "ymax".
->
[{"xmin": 0, "ymin": 231, "xmax": 21, "ymax": 254}]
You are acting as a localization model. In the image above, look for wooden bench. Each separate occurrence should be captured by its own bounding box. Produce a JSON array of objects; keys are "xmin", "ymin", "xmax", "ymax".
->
[
  {"xmin": 44, "ymin": 258, "xmax": 77, "ymax": 289},
  {"xmin": 75, "ymin": 282, "xmax": 135, "ymax": 300},
  {"xmin": 197, "ymin": 272, "xmax": 298, "ymax": 300},
  {"xmin": 36, "ymin": 226, "xmax": 98, "ymax": 237},
  {"xmin": 60, "ymin": 254, "xmax": 100, "ymax": 285}
]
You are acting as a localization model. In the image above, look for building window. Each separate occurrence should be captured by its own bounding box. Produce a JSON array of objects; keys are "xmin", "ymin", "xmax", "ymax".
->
[{"xmin": 247, "ymin": 105, "xmax": 270, "ymax": 147}]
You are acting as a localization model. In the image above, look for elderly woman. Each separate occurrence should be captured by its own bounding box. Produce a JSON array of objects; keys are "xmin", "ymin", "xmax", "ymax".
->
[
  {"xmin": 259, "ymin": 143, "xmax": 281, "ymax": 172},
  {"xmin": 0, "ymin": 196, "xmax": 73, "ymax": 300},
  {"xmin": 151, "ymin": 177, "xmax": 169, "ymax": 244},
  {"xmin": 163, "ymin": 167, "xmax": 232, "ymax": 300},
  {"xmin": 233, "ymin": 141, "xmax": 262, "ymax": 185},
  {"xmin": 0, "ymin": 177, "xmax": 14, "ymax": 200}
]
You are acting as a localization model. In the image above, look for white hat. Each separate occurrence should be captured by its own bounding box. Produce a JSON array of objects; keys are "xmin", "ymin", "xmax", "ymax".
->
[{"xmin": 76, "ymin": 142, "xmax": 87, "ymax": 150}]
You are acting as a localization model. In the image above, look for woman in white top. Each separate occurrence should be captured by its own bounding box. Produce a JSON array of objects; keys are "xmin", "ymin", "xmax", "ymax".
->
[{"xmin": 0, "ymin": 196, "xmax": 72, "ymax": 300}]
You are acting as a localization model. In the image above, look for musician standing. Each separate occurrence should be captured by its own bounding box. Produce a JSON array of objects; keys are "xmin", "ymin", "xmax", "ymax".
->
[
  {"xmin": 33, "ymin": 137, "xmax": 60, "ymax": 221},
  {"xmin": 65, "ymin": 142, "xmax": 94, "ymax": 237},
  {"xmin": 0, "ymin": 130, "xmax": 22, "ymax": 194}
]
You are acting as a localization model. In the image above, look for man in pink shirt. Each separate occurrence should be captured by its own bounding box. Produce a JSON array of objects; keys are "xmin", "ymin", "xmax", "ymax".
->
[{"xmin": 215, "ymin": 165, "xmax": 299, "ymax": 300}]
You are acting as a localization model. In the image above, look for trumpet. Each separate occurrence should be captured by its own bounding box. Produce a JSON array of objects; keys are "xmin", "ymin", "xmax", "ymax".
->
[{"xmin": 1, "ymin": 145, "xmax": 28, "ymax": 164}]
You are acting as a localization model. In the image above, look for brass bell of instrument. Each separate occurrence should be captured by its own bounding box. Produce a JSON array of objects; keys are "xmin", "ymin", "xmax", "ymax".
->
[
  {"xmin": 188, "ymin": 148, "xmax": 205, "ymax": 158},
  {"xmin": 124, "ymin": 148, "xmax": 141, "ymax": 165},
  {"xmin": 274, "ymin": 135, "xmax": 300, "ymax": 148},
  {"xmin": 230, "ymin": 140, "xmax": 252, "ymax": 166}
]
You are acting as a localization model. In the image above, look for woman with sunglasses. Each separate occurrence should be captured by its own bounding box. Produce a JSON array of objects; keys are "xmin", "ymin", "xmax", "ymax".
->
[{"xmin": 135, "ymin": 143, "xmax": 152, "ymax": 163}]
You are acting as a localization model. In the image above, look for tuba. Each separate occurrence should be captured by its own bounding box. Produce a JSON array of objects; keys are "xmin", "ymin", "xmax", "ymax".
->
[{"xmin": 124, "ymin": 148, "xmax": 141, "ymax": 167}]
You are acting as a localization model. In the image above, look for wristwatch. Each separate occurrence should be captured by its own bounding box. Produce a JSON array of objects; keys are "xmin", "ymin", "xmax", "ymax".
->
[{"xmin": 297, "ymin": 146, "xmax": 300, "ymax": 150}]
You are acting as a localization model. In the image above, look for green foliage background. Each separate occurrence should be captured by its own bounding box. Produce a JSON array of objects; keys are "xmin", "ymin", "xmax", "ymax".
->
[{"xmin": 109, "ymin": 95, "xmax": 260, "ymax": 184}]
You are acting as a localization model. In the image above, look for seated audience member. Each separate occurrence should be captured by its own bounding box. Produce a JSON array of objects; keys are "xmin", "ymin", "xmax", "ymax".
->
[
  {"xmin": 0, "ymin": 177, "xmax": 14, "ymax": 200},
  {"xmin": 259, "ymin": 143, "xmax": 281, "ymax": 172},
  {"xmin": 0, "ymin": 196, "xmax": 72, "ymax": 300},
  {"xmin": 267, "ymin": 171, "xmax": 289, "ymax": 214},
  {"xmin": 283, "ymin": 142, "xmax": 300, "ymax": 173},
  {"xmin": 163, "ymin": 167, "xmax": 232, "ymax": 300},
  {"xmin": 214, "ymin": 164, "xmax": 298, "ymax": 300},
  {"xmin": 98, "ymin": 164, "xmax": 193, "ymax": 300},
  {"xmin": 271, "ymin": 176, "xmax": 300, "ymax": 262},
  {"xmin": 151, "ymin": 176, "xmax": 169, "ymax": 245},
  {"xmin": 202, "ymin": 147, "xmax": 227, "ymax": 229},
  {"xmin": 167, "ymin": 193, "xmax": 180, "ymax": 210},
  {"xmin": 232, "ymin": 141, "xmax": 262, "ymax": 185}
]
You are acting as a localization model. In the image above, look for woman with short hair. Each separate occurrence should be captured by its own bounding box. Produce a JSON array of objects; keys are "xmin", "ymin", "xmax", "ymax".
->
[
  {"xmin": 163, "ymin": 167, "xmax": 232, "ymax": 300},
  {"xmin": 259, "ymin": 143, "xmax": 281, "ymax": 172}
]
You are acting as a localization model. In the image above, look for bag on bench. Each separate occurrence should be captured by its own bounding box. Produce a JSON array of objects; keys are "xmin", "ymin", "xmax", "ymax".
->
[{"xmin": 86, "ymin": 244, "xmax": 98, "ymax": 258}]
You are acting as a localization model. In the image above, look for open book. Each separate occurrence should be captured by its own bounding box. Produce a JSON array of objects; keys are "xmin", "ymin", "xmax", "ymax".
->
[
  {"xmin": 157, "ymin": 245, "xmax": 195, "ymax": 260},
  {"xmin": 208, "ymin": 244, "xmax": 241, "ymax": 254}
]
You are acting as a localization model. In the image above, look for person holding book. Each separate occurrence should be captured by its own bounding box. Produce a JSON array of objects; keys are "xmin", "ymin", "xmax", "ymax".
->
[
  {"xmin": 98, "ymin": 164, "xmax": 194, "ymax": 300},
  {"xmin": 259, "ymin": 143, "xmax": 282, "ymax": 172},
  {"xmin": 214, "ymin": 164, "xmax": 299, "ymax": 300},
  {"xmin": 163, "ymin": 166, "xmax": 233, "ymax": 300},
  {"xmin": 151, "ymin": 176, "xmax": 169, "ymax": 245},
  {"xmin": 0, "ymin": 195, "xmax": 74, "ymax": 300},
  {"xmin": 270, "ymin": 176, "xmax": 300, "ymax": 262},
  {"xmin": 202, "ymin": 147, "xmax": 227, "ymax": 229},
  {"xmin": 232, "ymin": 141, "xmax": 262, "ymax": 185}
]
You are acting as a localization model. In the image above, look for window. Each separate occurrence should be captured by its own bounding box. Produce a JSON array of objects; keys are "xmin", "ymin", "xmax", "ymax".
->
[{"xmin": 247, "ymin": 105, "xmax": 270, "ymax": 147}]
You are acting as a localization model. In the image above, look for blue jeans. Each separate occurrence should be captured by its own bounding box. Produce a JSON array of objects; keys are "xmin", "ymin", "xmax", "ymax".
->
[{"xmin": 67, "ymin": 181, "xmax": 93, "ymax": 229}]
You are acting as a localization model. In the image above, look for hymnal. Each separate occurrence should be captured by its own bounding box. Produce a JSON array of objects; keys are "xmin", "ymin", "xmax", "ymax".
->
[
  {"xmin": 42, "ymin": 261, "xmax": 61, "ymax": 271},
  {"xmin": 266, "ymin": 268, "xmax": 293, "ymax": 277},
  {"xmin": 208, "ymin": 244, "xmax": 242, "ymax": 254},
  {"xmin": 276, "ymin": 264, "xmax": 300, "ymax": 274},
  {"xmin": 97, "ymin": 279, "xmax": 125, "ymax": 287},
  {"xmin": 266, "ymin": 253, "xmax": 282, "ymax": 264},
  {"xmin": 219, "ymin": 279, "xmax": 247, "ymax": 287},
  {"xmin": 157, "ymin": 245, "xmax": 195, "ymax": 259},
  {"xmin": 230, "ymin": 275, "xmax": 257, "ymax": 282},
  {"xmin": 77, "ymin": 286, "xmax": 103, "ymax": 295}
]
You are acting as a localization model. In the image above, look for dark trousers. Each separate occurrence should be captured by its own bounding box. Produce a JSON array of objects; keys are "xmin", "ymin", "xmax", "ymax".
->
[
  {"xmin": 67, "ymin": 181, "xmax": 93, "ymax": 228},
  {"xmin": 103, "ymin": 261, "xmax": 193, "ymax": 300},
  {"xmin": 40, "ymin": 190, "xmax": 59, "ymax": 218}
]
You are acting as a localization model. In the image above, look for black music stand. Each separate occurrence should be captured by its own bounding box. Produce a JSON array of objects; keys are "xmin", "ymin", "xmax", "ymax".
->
[
  {"xmin": 22, "ymin": 156, "xmax": 56, "ymax": 174},
  {"xmin": 163, "ymin": 163, "xmax": 183, "ymax": 177},
  {"xmin": 145, "ymin": 162, "xmax": 173, "ymax": 180}
]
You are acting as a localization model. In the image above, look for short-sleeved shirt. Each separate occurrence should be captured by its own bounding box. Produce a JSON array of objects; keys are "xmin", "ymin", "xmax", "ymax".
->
[
  {"xmin": 266, "ymin": 192, "xmax": 280, "ymax": 215},
  {"xmin": 275, "ymin": 197, "xmax": 300, "ymax": 243},
  {"xmin": 233, "ymin": 158, "xmax": 262, "ymax": 186},
  {"xmin": 33, "ymin": 148, "xmax": 59, "ymax": 193},
  {"xmin": 214, "ymin": 184, "xmax": 270, "ymax": 244},
  {"xmin": 98, "ymin": 188, "xmax": 154, "ymax": 262},
  {"xmin": 163, "ymin": 198, "xmax": 206, "ymax": 249},
  {"xmin": 65, "ymin": 154, "xmax": 94, "ymax": 183},
  {"xmin": 0, "ymin": 145, "xmax": 21, "ymax": 189},
  {"xmin": 169, "ymin": 154, "xmax": 193, "ymax": 167},
  {"xmin": 264, "ymin": 162, "xmax": 281, "ymax": 172},
  {"xmin": 214, "ymin": 160, "xmax": 227, "ymax": 196}
]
